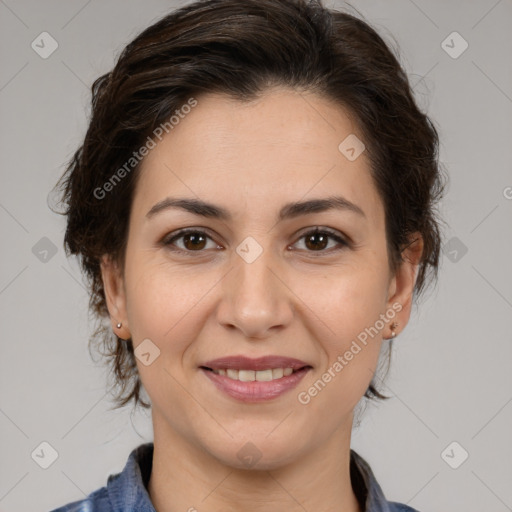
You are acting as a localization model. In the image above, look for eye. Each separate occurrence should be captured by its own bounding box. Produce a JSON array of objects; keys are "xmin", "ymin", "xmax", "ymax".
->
[
  {"xmin": 291, "ymin": 227, "xmax": 348, "ymax": 254},
  {"xmin": 162, "ymin": 226, "xmax": 348, "ymax": 255},
  {"xmin": 162, "ymin": 228, "xmax": 221, "ymax": 253}
]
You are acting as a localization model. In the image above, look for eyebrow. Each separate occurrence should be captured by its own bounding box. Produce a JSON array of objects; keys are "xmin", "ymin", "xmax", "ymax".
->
[{"xmin": 146, "ymin": 195, "xmax": 366, "ymax": 221}]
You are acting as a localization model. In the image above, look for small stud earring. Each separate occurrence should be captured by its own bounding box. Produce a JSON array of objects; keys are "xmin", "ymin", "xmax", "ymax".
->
[
  {"xmin": 116, "ymin": 322, "xmax": 122, "ymax": 329},
  {"xmin": 390, "ymin": 322, "xmax": 398, "ymax": 338}
]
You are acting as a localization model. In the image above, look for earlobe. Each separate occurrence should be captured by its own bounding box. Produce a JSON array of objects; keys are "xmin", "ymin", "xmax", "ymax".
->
[
  {"xmin": 100, "ymin": 255, "xmax": 130, "ymax": 339},
  {"xmin": 385, "ymin": 233, "xmax": 424, "ymax": 339}
]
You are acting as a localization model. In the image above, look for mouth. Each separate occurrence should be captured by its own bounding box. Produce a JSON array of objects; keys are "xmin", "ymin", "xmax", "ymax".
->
[
  {"xmin": 199, "ymin": 365, "xmax": 311, "ymax": 382},
  {"xmin": 198, "ymin": 356, "xmax": 313, "ymax": 402}
]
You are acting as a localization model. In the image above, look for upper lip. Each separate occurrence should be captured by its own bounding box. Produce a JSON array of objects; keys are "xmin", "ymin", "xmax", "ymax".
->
[{"xmin": 201, "ymin": 355, "xmax": 312, "ymax": 371}]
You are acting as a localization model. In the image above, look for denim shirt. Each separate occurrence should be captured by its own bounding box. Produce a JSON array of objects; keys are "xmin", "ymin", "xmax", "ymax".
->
[{"xmin": 49, "ymin": 442, "xmax": 419, "ymax": 512}]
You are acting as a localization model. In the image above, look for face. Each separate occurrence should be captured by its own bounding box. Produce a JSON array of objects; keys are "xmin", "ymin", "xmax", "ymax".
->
[{"xmin": 101, "ymin": 87, "xmax": 421, "ymax": 469}]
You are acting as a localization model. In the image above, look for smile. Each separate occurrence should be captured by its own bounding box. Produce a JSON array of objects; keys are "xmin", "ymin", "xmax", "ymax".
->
[
  {"xmin": 200, "ymin": 366, "xmax": 311, "ymax": 402},
  {"xmin": 204, "ymin": 367, "xmax": 297, "ymax": 381}
]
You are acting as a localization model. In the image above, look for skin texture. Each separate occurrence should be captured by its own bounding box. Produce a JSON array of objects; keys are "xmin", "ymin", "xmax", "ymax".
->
[{"xmin": 101, "ymin": 87, "xmax": 423, "ymax": 512}]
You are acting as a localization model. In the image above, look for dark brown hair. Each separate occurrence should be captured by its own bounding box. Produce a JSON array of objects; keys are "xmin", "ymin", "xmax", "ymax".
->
[{"xmin": 53, "ymin": 0, "xmax": 446, "ymax": 411}]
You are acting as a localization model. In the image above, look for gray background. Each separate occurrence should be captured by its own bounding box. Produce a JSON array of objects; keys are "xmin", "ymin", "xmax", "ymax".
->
[{"xmin": 1, "ymin": 1, "xmax": 511, "ymax": 511}]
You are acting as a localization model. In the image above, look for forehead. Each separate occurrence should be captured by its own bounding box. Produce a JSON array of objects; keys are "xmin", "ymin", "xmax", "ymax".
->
[{"xmin": 132, "ymin": 87, "xmax": 384, "ymax": 228}]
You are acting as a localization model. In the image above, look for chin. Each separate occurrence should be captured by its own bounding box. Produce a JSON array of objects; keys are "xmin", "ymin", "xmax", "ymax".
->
[{"xmin": 204, "ymin": 434, "xmax": 306, "ymax": 471}]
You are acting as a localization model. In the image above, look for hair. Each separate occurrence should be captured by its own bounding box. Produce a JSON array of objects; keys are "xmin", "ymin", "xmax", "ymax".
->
[{"xmin": 52, "ymin": 0, "xmax": 446, "ymax": 412}]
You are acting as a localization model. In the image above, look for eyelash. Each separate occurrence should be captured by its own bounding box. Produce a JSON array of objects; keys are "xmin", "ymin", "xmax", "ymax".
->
[{"xmin": 161, "ymin": 227, "xmax": 349, "ymax": 256}]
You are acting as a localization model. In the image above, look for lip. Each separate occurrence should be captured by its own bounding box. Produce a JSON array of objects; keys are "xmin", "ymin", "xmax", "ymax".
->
[
  {"xmin": 200, "ymin": 366, "xmax": 311, "ymax": 402},
  {"xmin": 199, "ymin": 355, "xmax": 312, "ymax": 403},
  {"xmin": 201, "ymin": 355, "xmax": 311, "ymax": 371}
]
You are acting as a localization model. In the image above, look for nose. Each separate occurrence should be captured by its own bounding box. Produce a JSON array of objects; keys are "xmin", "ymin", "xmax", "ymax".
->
[{"xmin": 216, "ymin": 246, "xmax": 293, "ymax": 340}]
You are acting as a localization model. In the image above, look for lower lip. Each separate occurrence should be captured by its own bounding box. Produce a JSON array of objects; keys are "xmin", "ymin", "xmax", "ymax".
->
[{"xmin": 200, "ymin": 367, "xmax": 311, "ymax": 402}]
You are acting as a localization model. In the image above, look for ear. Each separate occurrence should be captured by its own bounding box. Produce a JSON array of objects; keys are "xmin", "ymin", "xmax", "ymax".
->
[
  {"xmin": 385, "ymin": 232, "xmax": 424, "ymax": 339},
  {"xmin": 100, "ymin": 254, "xmax": 130, "ymax": 340}
]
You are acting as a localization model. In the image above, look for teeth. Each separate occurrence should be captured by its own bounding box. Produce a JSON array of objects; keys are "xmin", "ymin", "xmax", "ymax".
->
[
  {"xmin": 211, "ymin": 367, "xmax": 297, "ymax": 381},
  {"xmin": 256, "ymin": 369, "xmax": 273, "ymax": 381},
  {"xmin": 226, "ymin": 369, "xmax": 238, "ymax": 380},
  {"xmin": 239, "ymin": 370, "xmax": 255, "ymax": 382},
  {"xmin": 272, "ymin": 368, "xmax": 284, "ymax": 379}
]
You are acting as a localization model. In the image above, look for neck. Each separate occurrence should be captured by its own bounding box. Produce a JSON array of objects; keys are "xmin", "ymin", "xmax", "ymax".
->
[{"xmin": 147, "ymin": 410, "xmax": 362, "ymax": 512}]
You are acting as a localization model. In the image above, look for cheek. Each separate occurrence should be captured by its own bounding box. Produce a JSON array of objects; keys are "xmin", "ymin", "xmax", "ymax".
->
[
  {"xmin": 302, "ymin": 287, "xmax": 384, "ymax": 414},
  {"xmin": 304, "ymin": 259, "xmax": 389, "ymax": 397},
  {"xmin": 316, "ymin": 259, "xmax": 389, "ymax": 337},
  {"xmin": 124, "ymin": 256, "xmax": 217, "ymax": 350},
  {"xmin": 123, "ymin": 259, "xmax": 208, "ymax": 399},
  {"xmin": 125, "ymin": 262, "xmax": 175, "ymax": 340}
]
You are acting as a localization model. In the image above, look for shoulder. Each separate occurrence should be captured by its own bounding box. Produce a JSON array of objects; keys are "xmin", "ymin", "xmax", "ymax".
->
[
  {"xmin": 48, "ymin": 442, "xmax": 154, "ymax": 512},
  {"xmin": 48, "ymin": 485, "xmax": 110, "ymax": 511},
  {"xmin": 349, "ymin": 448, "xmax": 422, "ymax": 512},
  {"xmin": 387, "ymin": 502, "xmax": 421, "ymax": 512}
]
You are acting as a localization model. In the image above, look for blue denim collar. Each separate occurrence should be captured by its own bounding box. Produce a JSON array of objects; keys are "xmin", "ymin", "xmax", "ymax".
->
[{"xmin": 103, "ymin": 442, "xmax": 415, "ymax": 512}]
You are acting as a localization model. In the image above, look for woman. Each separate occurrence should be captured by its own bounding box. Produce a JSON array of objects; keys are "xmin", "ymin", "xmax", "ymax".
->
[{"xmin": 51, "ymin": 0, "xmax": 445, "ymax": 510}]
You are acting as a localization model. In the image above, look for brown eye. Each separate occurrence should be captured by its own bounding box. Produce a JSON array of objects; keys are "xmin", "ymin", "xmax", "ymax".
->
[
  {"xmin": 181, "ymin": 232, "xmax": 207, "ymax": 250},
  {"xmin": 163, "ymin": 229, "xmax": 218, "ymax": 253},
  {"xmin": 304, "ymin": 231, "xmax": 329, "ymax": 251},
  {"xmin": 163, "ymin": 227, "xmax": 348, "ymax": 255},
  {"xmin": 293, "ymin": 228, "xmax": 348, "ymax": 254}
]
